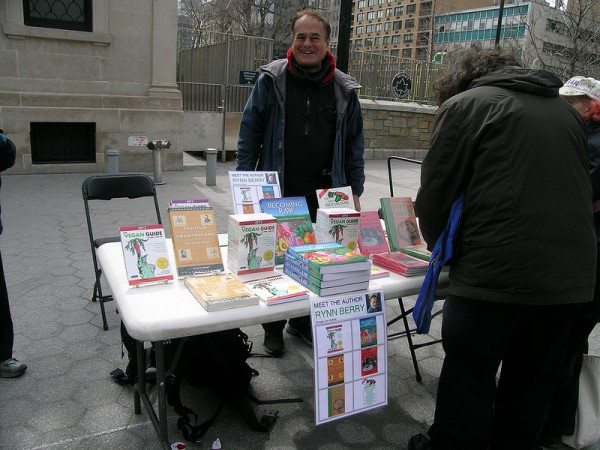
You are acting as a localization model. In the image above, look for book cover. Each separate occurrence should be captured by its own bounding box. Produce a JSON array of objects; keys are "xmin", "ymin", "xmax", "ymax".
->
[
  {"xmin": 227, "ymin": 213, "xmax": 277, "ymax": 275},
  {"xmin": 259, "ymin": 197, "xmax": 316, "ymax": 264},
  {"xmin": 244, "ymin": 274, "xmax": 309, "ymax": 305},
  {"xmin": 369, "ymin": 266, "xmax": 390, "ymax": 280},
  {"xmin": 229, "ymin": 171, "xmax": 282, "ymax": 215},
  {"xmin": 399, "ymin": 244, "xmax": 432, "ymax": 262},
  {"xmin": 360, "ymin": 316, "xmax": 378, "ymax": 348},
  {"xmin": 286, "ymin": 243, "xmax": 371, "ymax": 274},
  {"xmin": 169, "ymin": 199, "xmax": 210, "ymax": 207},
  {"xmin": 361, "ymin": 347, "xmax": 379, "ymax": 376},
  {"xmin": 315, "ymin": 208, "xmax": 360, "ymax": 250},
  {"xmin": 325, "ymin": 323, "xmax": 344, "ymax": 353},
  {"xmin": 316, "ymin": 186, "xmax": 353, "ymax": 209},
  {"xmin": 358, "ymin": 210, "xmax": 389, "ymax": 256},
  {"xmin": 283, "ymin": 258, "xmax": 371, "ymax": 288},
  {"xmin": 327, "ymin": 354, "xmax": 345, "ymax": 386},
  {"xmin": 379, "ymin": 197, "xmax": 423, "ymax": 252},
  {"xmin": 328, "ymin": 385, "xmax": 346, "ymax": 417},
  {"xmin": 184, "ymin": 273, "xmax": 259, "ymax": 312},
  {"xmin": 119, "ymin": 225, "xmax": 174, "ymax": 286},
  {"xmin": 372, "ymin": 252, "xmax": 428, "ymax": 276},
  {"xmin": 283, "ymin": 266, "xmax": 370, "ymax": 296},
  {"xmin": 168, "ymin": 205, "xmax": 224, "ymax": 276}
]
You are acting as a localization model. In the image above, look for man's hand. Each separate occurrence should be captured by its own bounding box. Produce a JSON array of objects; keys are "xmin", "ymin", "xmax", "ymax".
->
[{"xmin": 353, "ymin": 195, "xmax": 361, "ymax": 212}]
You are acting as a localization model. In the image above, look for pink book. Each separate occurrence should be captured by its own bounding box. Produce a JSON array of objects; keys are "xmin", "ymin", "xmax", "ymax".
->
[{"xmin": 358, "ymin": 211, "xmax": 389, "ymax": 256}]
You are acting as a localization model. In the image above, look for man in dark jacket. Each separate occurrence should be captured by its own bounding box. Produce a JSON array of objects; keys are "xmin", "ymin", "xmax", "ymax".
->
[
  {"xmin": 236, "ymin": 10, "xmax": 365, "ymax": 356},
  {"xmin": 409, "ymin": 46, "xmax": 596, "ymax": 449},
  {"xmin": 0, "ymin": 131, "xmax": 26, "ymax": 378}
]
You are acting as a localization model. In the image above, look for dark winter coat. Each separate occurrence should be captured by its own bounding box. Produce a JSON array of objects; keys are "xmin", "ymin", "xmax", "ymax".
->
[
  {"xmin": 0, "ymin": 135, "xmax": 16, "ymax": 235},
  {"xmin": 236, "ymin": 58, "xmax": 365, "ymax": 197},
  {"xmin": 415, "ymin": 67, "xmax": 596, "ymax": 306}
]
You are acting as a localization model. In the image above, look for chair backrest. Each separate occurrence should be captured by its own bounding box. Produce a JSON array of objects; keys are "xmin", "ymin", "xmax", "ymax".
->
[{"xmin": 82, "ymin": 173, "xmax": 162, "ymax": 241}]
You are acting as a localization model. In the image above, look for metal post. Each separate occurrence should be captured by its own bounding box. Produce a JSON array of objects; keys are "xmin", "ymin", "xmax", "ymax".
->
[
  {"xmin": 220, "ymin": 31, "xmax": 231, "ymax": 163},
  {"xmin": 495, "ymin": 0, "xmax": 506, "ymax": 48},
  {"xmin": 337, "ymin": 0, "xmax": 353, "ymax": 73},
  {"xmin": 106, "ymin": 149, "xmax": 119, "ymax": 173},
  {"xmin": 205, "ymin": 148, "xmax": 218, "ymax": 186},
  {"xmin": 152, "ymin": 149, "xmax": 165, "ymax": 185}
]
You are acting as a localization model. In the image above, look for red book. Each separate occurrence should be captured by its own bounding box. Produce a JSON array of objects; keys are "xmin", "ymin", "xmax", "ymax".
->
[{"xmin": 372, "ymin": 251, "xmax": 428, "ymax": 277}]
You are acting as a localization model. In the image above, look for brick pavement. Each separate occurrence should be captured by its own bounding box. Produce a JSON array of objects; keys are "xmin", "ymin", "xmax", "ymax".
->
[{"xmin": 0, "ymin": 157, "xmax": 597, "ymax": 449}]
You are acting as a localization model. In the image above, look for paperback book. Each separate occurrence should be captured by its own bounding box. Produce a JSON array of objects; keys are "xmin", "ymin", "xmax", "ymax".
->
[
  {"xmin": 316, "ymin": 186, "xmax": 354, "ymax": 209},
  {"xmin": 315, "ymin": 207, "xmax": 360, "ymax": 250},
  {"xmin": 169, "ymin": 199, "xmax": 210, "ymax": 208},
  {"xmin": 379, "ymin": 197, "xmax": 423, "ymax": 252},
  {"xmin": 243, "ymin": 274, "xmax": 310, "ymax": 305},
  {"xmin": 227, "ymin": 213, "xmax": 277, "ymax": 275},
  {"xmin": 229, "ymin": 171, "xmax": 281, "ymax": 214},
  {"xmin": 119, "ymin": 225, "xmax": 174, "ymax": 286},
  {"xmin": 184, "ymin": 273, "xmax": 259, "ymax": 311},
  {"xmin": 286, "ymin": 242, "xmax": 371, "ymax": 274},
  {"xmin": 283, "ymin": 258, "xmax": 371, "ymax": 288},
  {"xmin": 398, "ymin": 244, "xmax": 431, "ymax": 262},
  {"xmin": 372, "ymin": 252, "xmax": 428, "ymax": 277},
  {"xmin": 357, "ymin": 210, "xmax": 389, "ymax": 256},
  {"xmin": 167, "ymin": 205, "xmax": 224, "ymax": 276},
  {"xmin": 283, "ymin": 266, "xmax": 370, "ymax": 296},
  {"xmin": 259, "ymin": 196, "xmax": 316, "ymax": 265}
]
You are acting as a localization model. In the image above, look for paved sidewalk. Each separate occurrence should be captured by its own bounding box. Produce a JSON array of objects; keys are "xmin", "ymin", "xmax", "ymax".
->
[{"xmin": 0, "ymin": 157, "xmax": 598, "ymax": 449}]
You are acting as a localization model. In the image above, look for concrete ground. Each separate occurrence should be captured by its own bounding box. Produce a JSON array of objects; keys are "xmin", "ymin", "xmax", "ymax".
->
[{"xmin": 0, "ymin": 156, "xmax": 598, "ymax": 449}]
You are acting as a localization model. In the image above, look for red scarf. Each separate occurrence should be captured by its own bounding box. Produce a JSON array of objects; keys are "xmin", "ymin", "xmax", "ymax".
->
[{"xmin": 286, "ymin": 48, "xmax": 336, "ymax": 86}]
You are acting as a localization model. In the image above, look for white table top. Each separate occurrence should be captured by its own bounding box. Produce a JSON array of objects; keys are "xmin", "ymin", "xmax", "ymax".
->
[{"xmin": 97, "ymin": 239, "xmax": 447, "ymax": 342}]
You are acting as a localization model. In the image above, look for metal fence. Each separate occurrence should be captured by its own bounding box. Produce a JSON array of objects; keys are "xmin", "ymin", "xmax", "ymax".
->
[{"xmin": 177, "ymin": 27, "xmax": 446, "ymax": 109}]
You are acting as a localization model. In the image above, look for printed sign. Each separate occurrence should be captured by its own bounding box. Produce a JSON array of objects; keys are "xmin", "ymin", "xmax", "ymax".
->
[
  {"xmin": 128, "ymin": 135, "xmax": 149, "ymax": 147},
  {"xmin": 229, "ymin": 171, "xmax": 282, "ymax": 215}
]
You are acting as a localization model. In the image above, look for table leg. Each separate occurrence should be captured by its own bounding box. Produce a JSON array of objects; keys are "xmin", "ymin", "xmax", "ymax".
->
[
  {"xmin": 135, "ymin": 340, "xmax": 145, "ymax": 414},
  {"xmin": 156, "ymin": 340, "xmax": 168, "ymax": 443}
]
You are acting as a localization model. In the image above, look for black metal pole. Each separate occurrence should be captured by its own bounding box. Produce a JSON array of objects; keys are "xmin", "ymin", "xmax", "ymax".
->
[
  {"xmin": 494, "ymin": 0, "xmax": 506, "ymax": 47},
  {"xmin": 336, "ymin": 0, "xmax": 352, "ymax": 73}
]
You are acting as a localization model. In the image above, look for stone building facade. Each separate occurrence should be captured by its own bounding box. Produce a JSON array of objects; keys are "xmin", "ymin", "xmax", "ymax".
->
[{"xmin": 1, "ymin": 0, "xmax": 182, "ymax": 174}]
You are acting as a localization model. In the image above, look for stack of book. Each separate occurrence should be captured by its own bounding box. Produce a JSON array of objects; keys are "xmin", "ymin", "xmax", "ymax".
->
[
  {"xmin": 283, "ymin": 242, "xmax": 372, "ymax": 296},
  {"xmin": 372, "ymin": 252, "xmax": 429, "ymax": 277},
  {"xmin": 314, "ymin": 207, "xmax": 360, "ymax": 250}
]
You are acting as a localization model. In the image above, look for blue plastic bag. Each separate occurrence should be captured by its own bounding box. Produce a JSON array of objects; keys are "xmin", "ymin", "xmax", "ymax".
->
[{"xmin": 413, "ymin": 193, "xmax": 464, "ymax": 333}]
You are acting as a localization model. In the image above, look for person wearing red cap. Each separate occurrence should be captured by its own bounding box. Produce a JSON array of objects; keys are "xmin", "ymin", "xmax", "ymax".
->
[
  {"xmin": 236, "ymin": 10, "xmax": 365, "ymax": 356},
  {"xmin": 541, "ymin": 76, "xmax": 600, "ymax": 447}
]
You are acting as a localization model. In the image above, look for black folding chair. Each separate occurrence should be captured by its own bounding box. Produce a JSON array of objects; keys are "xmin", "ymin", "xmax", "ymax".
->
[
  {"xmin": 384, "ymin": 156, "xmax": 444, "ymax": 383},
  {"xmin": 82, "ymin": 173, "xmax": 162, "ymax": 330}
]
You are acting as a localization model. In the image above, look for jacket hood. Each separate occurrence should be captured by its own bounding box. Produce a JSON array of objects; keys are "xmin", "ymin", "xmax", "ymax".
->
[{"xmin": 469, "ymin": 66, "xmax": 562, "ymax": 98}]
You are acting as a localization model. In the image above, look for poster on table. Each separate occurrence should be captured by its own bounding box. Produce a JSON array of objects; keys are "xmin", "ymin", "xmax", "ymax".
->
[
  {"xmin": 311, "ymin": 289, "xmax": 388, "ymax": 425},
  {"xmin": 229, "ymin": 171, "xmax": 282, "ymax": 214}
]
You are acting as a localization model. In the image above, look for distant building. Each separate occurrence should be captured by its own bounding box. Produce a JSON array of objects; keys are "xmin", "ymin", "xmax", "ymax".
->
[{"xmin": 1, "ymin": 1, "xmax": 182, "ymax": 174}]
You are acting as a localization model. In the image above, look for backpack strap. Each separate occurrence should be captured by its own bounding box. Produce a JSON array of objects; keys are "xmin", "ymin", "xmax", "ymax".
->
[{"xmin": 245, "ymin": 392, "xmax": 303, "ymax": 405}]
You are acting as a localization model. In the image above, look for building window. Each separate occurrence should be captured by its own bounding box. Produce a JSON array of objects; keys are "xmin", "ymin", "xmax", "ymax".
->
[
  {"xmin": 393, "ymin": 20, "xmax": 402, "ymax": 30},
  {"xmin": 405, "ymin": 19, "xmax": 414, "ymax": 28},
  {"xmin": 395, "ymin": 6, "xmax": 403, "ymax": 15},
  {"xmin": 406, "ymin": 4, "xmax": 416, "ymax": 14},
  {"xmin": 384, "ymin": 22, "xmax": 392, "ymax": 31},
  {"xmin": 367, "ymin": 11, "xmax": 375, "ymax": 19},
  {"xmin": 357, "ymin": 13, "xmax": 365, "ymax": 21},
  {"xmin": 30, "ymin": 122, "xmax": 96, "ymax": 164},
  {"xmin": 358, "ymin": 0, "xmax": 366, "ymax": 7},
  {"xmin": 383, "ymin": 36, "xmax": 390, "ymax": 44},
  {"xmin": 366, "ymin": 24, "xmax": 373, "ymax": 33},
  {"xmin": 355, "ymin": 38, "xmax": 363, "ymax": 47},
  {"xmin": 546, "ymin": 19, "xmax": 565, "ymax": 34},
  {"xmin": 402, "ymin": 48, "xmax": 412, "ymax": 58},
  {"xmin": 386, "ymin": 8, "xmax": 393, "ymax": 16},
  {"xmin": 368, "ymin": 0, "xmax": 375, "ymax": 6},
  {"xmin": 391, "ymin": 49, "xmax": 400, "ymax": 56},
  {"xmin": 377, "ymin": 9, "xmax": 384, "ymax": 18},
  {"xmin": 404, "ymin": 33, "xmax": 413, "ymax": 42},
  {"xmin": 376, "ymin": 23, "xmax": 383, "ymax": 32},
  {"xmin": 356, "ymin": 26, "xmax": 364, "ymax": 35},
  {"xmin": 392, "ymin": 34, "xmax": 401, "ymax": 44},
  {"xmin": 365, "ymin": 38, "xmax": 373, "ymax": 46},
  {"xmin": 23, "ymin": 0, "xmax": 93, "ymax": 32},
  {"xmin": 375, "ymin": 37, "xmax": 381, "ymax": 45}
]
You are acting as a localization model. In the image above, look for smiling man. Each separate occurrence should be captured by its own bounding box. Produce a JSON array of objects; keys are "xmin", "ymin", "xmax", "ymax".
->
[{"xmin": 236, "ymin": 9, "xmax": 365, "ymax": 356}]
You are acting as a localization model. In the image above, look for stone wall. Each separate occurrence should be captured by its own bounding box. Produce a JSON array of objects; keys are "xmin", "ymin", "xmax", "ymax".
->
[
  {"xmin": 360, "ymin": 99, "xmax": 437, "ymax": 161},
  {"xmin": 0, "ymin": 0, "xmax": 182, "ymax": 174}
]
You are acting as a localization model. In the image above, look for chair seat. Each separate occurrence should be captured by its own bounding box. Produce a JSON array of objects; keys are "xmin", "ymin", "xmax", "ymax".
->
[{"xmin": 94, "ymin": 236, "xmax": 120, "ymax": 248}]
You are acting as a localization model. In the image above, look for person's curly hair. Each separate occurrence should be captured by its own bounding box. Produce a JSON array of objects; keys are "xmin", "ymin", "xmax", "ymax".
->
[{"xmin": 434, "ymin": 43, "xmax": 522, "ymax": 105}]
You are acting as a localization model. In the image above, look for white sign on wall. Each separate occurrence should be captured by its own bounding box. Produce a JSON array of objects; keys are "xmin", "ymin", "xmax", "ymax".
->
[{"xmin": 128, "ymin": 135, "xmax": 149, "ymax": 147}]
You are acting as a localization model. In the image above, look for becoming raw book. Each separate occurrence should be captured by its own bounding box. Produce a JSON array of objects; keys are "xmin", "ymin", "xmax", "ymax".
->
[
  {"xmin": 119, "ymin": 225, "xmax": 174, "ymax": 286},
  {"xmin": 379, "ymin": 197, "xmax": 423, "ymax": 252},
  {"xmin": 168, "ymin": 205, "xmax": 224, "ymax": 276},
  {"xmin": 259, "ymin": 196, "xmax": 316, "ymax": 265},
  {"xmin": 184, "ymin": 273, "xmax": 259, "ymax": 311}
]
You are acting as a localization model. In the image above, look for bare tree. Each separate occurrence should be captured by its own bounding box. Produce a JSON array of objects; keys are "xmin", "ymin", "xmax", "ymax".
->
[{"xmin": 521, "ymin": 0, "xmax": 600, "ymax": 78}]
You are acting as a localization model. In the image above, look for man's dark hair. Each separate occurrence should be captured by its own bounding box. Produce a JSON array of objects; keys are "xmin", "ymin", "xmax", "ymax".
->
[
  {"xmin": 434, "ymin": 43, "xmax": 522, "ymax": 105},
  {"xmin": 291, "ymin": 9, "xmax": 331, "ymax": 41}
]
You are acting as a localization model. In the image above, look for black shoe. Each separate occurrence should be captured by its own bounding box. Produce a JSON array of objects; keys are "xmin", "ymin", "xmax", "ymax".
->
[
  {"xmin": 264, "ymin": 329, "xmax": 284, "ymax": 356},
  {"xmin": 407, "ymin": 434, "xmax": 432, "ymax": 450},
  {"xmin": 286, "ymin": 322, "xmax": 313, "ymax": 346}
]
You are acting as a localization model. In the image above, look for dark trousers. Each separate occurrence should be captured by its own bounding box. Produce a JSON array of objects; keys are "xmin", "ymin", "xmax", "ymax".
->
[
  {"xmin": 428, "ymin": 295, "xmax": 579, "ymax": 450},
  {"xmin": 262, "ymin": 315, "xmax": 311, "ymax": 334},
  {"xmin": 0, "ymin": 252, "xmax": 14, "ymax": 361}
]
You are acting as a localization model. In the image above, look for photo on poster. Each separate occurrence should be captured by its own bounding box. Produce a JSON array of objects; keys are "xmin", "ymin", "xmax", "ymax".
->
[
  {"xmin": 325, "ymin": 323, "xmax": 344, "ymax": 353},
  {"xmin": 261, "ymin": 185, "xmax": 275, "ymax": 199},
  {"xmin": 360, "ymin": 347, "xmax": 378, "ymax": 376},
  {"xmin": 328, "ymin": 384, "xmax": 346, "ymax": 417},
  {"xmin": 359, "ymin": 316, "xmax": 378, "ymax": 348},
  {"xmin": 316, "ymin": 321, "xmax": 353, "ymax": 358},
  {"xmin": 366, "ymin": 292, "xmax": 383, "ymax": 313},
  {"xmin": 352, "ymin": 374, "xmax": 387, "ymax": 409},
  {"xmin": 327, "ymin": 354, "xmax": 345, "ymax": 386}
]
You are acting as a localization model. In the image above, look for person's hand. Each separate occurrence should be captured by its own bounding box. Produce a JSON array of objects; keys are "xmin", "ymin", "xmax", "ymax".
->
[{"xmin": 353, "ymin": 195, "xmax": 361, "ymax": 212}]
